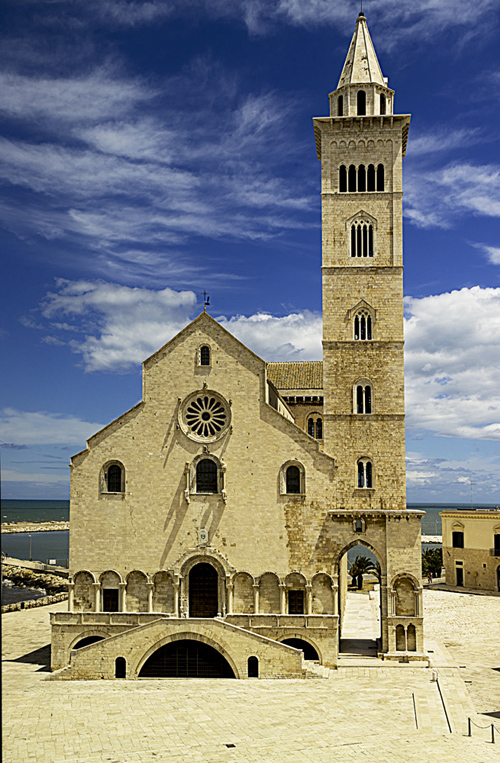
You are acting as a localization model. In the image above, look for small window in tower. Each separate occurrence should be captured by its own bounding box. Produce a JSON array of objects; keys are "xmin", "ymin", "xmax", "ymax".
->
[
  {"xmin": 339, "ymin": 165, "xmax": 347, "ymax": 192},
  {"xmin": 358, "ymin": 164, "xmax": 366, "ymax": 192},
  {"xmin": 348, "ymin": 164, "xmax": 356, "ymax": 192},
  {"xmin": 355, "ymin": 519, "xmax": 363, "ymax": 533},
  {"xmin": 350, "ymin": 221, "xmax": 374, "ymax": 258},
  {"xmin": 355, "ymin": 383, "xmax": 372, "ymax": 414},
  {"xmin": 357, "ymin": 90, "xmax": 366, "ymax": 116},
  {"xmin": 367, "ymin": 164, "xmax": 375, "ymax": 192},
  {"xmin": 356, "ymin": 386, "xmax": 364, "ymax": 414},
  {"xmin": 377, "ymin": 164, "xmax": 385, "ymax": 191},
  {"xmin": 308, "ymin": 418, "xmax": 315, "ymax": 437},
  {"xmin": 200, "ymin": 345, "xmax": 210, "ymax": 366},
  {"xmin": 380, "ymin": 94, "xmax": 386, "ymax": 115},
  {"xmin": 338, "ymin": 95, "xmax": 344, "ymax": 116},
  {"xmin": 315, "ymin": 418, "xmax": 322, "ymax": 439},
  {"xmin": 196, "ymin": 458, "xmax": 218, "ymax": 493},
  {"xmin": 353, "ymin": 310, "xmax": 373, "ymax": 340},
  {"xmin": 357, "ymin": 460, "xmax": 373, "ymax": 489},
  {"xmin": 286, "ymin": 465, "xmax": 301, "ymax": 494}
]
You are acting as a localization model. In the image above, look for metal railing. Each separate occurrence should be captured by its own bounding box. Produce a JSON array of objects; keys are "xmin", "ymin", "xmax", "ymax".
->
[{"xmin": 468, "ymin": 717, "xmax": 499, "ymax": 743}]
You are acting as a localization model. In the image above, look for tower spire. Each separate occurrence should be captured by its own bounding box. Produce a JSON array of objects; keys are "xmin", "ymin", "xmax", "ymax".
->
[{"xmin": 337, "ymin": 13, "xmax": 386, "ymax": 88}]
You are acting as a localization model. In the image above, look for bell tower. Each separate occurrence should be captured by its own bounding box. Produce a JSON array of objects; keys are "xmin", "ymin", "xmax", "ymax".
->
[{"xmin": 313, "ymin": 12, "xmax": 411, "ymax": 511}]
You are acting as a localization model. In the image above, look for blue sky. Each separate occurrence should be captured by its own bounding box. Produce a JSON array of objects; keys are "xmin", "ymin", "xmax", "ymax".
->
[{"xmin": 1, "ymin": 0, "xmax": 499, "ymax": 504}]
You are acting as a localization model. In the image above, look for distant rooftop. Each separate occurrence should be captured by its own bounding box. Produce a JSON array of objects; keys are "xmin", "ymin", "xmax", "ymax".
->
[{"xmin": 267, "ymin": 361, "xmax": 323, "ymax": 391}]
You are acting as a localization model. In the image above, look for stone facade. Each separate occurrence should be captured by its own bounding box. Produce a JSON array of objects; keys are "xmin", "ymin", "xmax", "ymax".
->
[
  {"xmin": 441, "ymin": 508, "xmax": 500, "ymax": 592},
  {"xmin": 50, "ymin": 12, "xmax": 425, "ymax": 678}
]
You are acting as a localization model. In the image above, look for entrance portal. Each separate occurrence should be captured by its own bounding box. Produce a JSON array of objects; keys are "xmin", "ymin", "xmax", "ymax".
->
[
  {"xmin": 338, "ymin": 544, "xmax": 381, "ymax": 656},
  {"xmin": 189, "ymin": 562, "xmax": 218, "ymax": 617},
  {"xmin": 139, "ymin": 639, "xmax": 235, "ymax": 677}
]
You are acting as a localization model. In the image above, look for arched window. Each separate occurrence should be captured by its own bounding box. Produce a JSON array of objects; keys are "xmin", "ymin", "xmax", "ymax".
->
[
  {"xmin": 348, "ymin": 164, "xmax": 356, "ymax": 192},
  {"xmin": 103, "ymin": 462, "xmax": 124, "ymax": 493},
  {"xmin": 367, "ymin": 164, "xmax": 375, "ymax": 192},
  {"xmin": 357, "ymin": 90, "xmax": 366, "ymax": 116},
  {"xmin": 357, "ymin": 460, "xmax": 373, "ymax": 489},
  {"xmin": 200, "ymin": 345, "xmax": 210, "ymax": 366},
  {"xmin": 358, "ymin": 164, "xmax": 366, "ymax": 192},
  {"xmin": 355, "ymin": 519, "xmax": 363, "ymax": 533},
  {"xmin": 248, "ymin": 656, "xmax": 259, "ymax": 677},
  {"xmin": 380, "ymin": 94, "xmax": 386, "ymax": 115},
  {"xmin": 196, "ymin": 459, "xmax": 218, "ymax": 493},
  {"xmin": 356, "ymin": 383, "xmax": 372, "ymax": 414},
  {"xmin": 354, "ymin": 311, "xmax": 372, "ymax": 340},
  {"xmin": 350, "ymin": 221, "xmax": 373, "ymax": 257},
  {"xmin": 115, "ymin": 657, "xmax": 126, "ymax": 678},
  {"xmin": 338, "ymin": 95, "xmax": 344, "ymax": 116},
  {"xmin": 377, "ymin": 163, "xmax": 385, "ymax": 191},
  {"xmin": 339, "ymin": 165, "xmax": 347, "ymax": 192},
  {"xmin": 307, "ymin": 415, "xmax": 323, "ymax": 439},
  {"xmin": 286, "ymin": 465, "xmax": 301, "ymax": 494}
]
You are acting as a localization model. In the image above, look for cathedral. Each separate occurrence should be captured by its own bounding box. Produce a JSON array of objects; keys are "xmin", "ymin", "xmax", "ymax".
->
[{"xmin": 50, "ymin": 13, "xmax": 426, "ymax": 680}]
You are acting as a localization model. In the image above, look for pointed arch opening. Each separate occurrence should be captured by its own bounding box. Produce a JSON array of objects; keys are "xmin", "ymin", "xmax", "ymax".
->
[
  {"xmin": 357, "ymin": 90, "xmax": 366, "ymax": 116},
  {"xmin": 338, "ymin": 541, "xmax": 382, "ymax": 655}
]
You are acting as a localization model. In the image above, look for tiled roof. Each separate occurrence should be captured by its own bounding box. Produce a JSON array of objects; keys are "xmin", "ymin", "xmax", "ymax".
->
[{"xmin": 267, "ymin": 361, "xmax": 323, "ymax": 390}]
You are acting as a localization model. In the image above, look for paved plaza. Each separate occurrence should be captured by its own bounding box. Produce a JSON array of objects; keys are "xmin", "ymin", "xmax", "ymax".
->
[{"xmin": 3, "ymin": 589, "xmax": 500, "ymax": 763}]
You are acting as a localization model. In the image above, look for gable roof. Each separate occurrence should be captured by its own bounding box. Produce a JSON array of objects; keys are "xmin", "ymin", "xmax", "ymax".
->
[{"xmin": 267, "ymin": 361, "xmax": 323, "ymax": 391}]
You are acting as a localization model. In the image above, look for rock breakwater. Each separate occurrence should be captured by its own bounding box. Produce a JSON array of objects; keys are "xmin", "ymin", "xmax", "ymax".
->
[{"xmin": 2, "ymin": 521, "xmax": 69, "ymax": 534}]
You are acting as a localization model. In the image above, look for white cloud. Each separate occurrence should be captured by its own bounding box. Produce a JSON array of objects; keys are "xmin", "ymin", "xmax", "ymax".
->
[
  {"xmin": 0, "ymin": 409, "xmax": 105, "ymax": 446},
  {"xmin": 405, "ymin": 162, "xmax": 500, "ymax": 228},
  {"xmin": 404, "ymin": 287, "xmax": 500, "ymax": 440},
  {"xmin": 406, "ymin": 128, "xmax": 483, "ymax": 157},
  {"xmin": 218, "ymin": 311, "xmax": 322, "ymax": 360},
  {"xmin": 405, "ymin": 450, "xmax": 499, "ymax": 502},
  {"xmin": 472, "ymin": 242, "xmax": 500, "ymax": 265}
]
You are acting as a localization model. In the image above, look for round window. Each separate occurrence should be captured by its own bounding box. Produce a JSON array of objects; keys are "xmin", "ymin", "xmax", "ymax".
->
[{"xmin": 179, "ymin": 391, "xmax": 231, "ymax": 442}]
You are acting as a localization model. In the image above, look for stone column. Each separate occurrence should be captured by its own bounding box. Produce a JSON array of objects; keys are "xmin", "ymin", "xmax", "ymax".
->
[
  {"xmin": 147, "ymin": 583, "xmax": 154, "ymax": 613},
  {"xmin": 93, "ymin": 583, "xmax": 101, "ymax": 612},
  {"xmin": 67, "ymin": 581, "xmax": 74, "ymax": 612},
  {"xmin": 253, "ymin": 583, "xmax": 259, "ymax": 614},
  {"xmin": 173, "ymin": 577, "xmax": 181, "ymax": 617},
  {"xmin": 119, "ymin": 583, "xmax": 127, "ymax": 612},
  {"xmin": 305, "ymin": 584, "xmax": 312, "ymax": 615},
  {"xmin": 332, "ymin": 572, "xmax": 339, "ymax": 617},
  {"xmin": 226, "ymin": 579, "xmax": 233, "ymax": 615},
  {"xmin": 279, "ymin": 584, "xmax": 286, "ymax": 614}
]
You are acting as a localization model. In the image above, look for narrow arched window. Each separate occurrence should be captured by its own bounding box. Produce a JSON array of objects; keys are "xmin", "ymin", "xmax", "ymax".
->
[
  {"xmin": 355, "ymin": 519, "xmax": 363, "ymax": 533},
  {"xmin": 377, "ymin": 164, "xmax": 385, "ymax": 191},
  {"xmin": 358, "ymin": 461, "xmax": 364, "ymax": 488},
  {"xmin": 315, "ymin": 418, "xmax": 322, "ymax": 439},
  {"xmin": 200, "ymin": 345, "xmax": 210, "ymax": 366},
  {"xmin": 367, "ymin": 164, "xmax": 375, "ymax": 192},
  {"xmin": 286, "ymin": 465, "xmax": 301, "ymax": 494},
  {"xmin": 360, "ymin": 315, "xmax": 366, "ymax": 340},
  {"xmin": 356, "ymin": 384, "xmax": 372, "ymax": 414},
  {"xmin": 357, "ymin": 460, "xmax": 373, "ymax": 488},
  {"xmin": 350, "ymin": 221, "xmax": 373, "ymax": 257},
  {"xmin": 380, "ymin": 94, "xmax": 386, "ymax": 115},
  {"xmin": 357, "ymin": 90, "xmax": 366, "ymax": 116},
  {"xmin": 348, "ymin": 164, "xmax": 356, "ymax": 192},
  {"xmin": 358, "ymin": 164, "xmax": 366, "ymax": 192},
  {"xmin": 338, "ymin": 95, "xmax": 344, "ymax": 116},
  {"xmin": 196, "ymin": 459, "xmax": 218, "ymax": 493},
  {"xmin": 115, "ymin": 657, "xmax": 126, "ymax": 678},
  {"xmin": 107, "ymin": 464, "xmax": 123, "ymax": 493},
  {"xmin": 366, "ymin": 461, "xmax": 372, "ymax": 488},
  {"xmin": 339, "ymin": 165, "xmax": 347, "ymax": 192},
  {"xmin": 308, "ymin": 418, "xmax": 314, "ymax": 437},
  {"xmin": 353, "ymin": 311, "xmax": 373, "ymax": 340},
  {"xmin": 248, "ymin": 656, "xmax": 259, "ymax": 677}
]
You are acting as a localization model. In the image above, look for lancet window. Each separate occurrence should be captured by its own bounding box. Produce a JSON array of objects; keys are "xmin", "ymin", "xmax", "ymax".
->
[
  {"xmin": 350, "ymin": 219, "xmax": 373, "ymax": 258},
  {"xmin": 357, "ymin": 460, "xmax": 373, "ymax": 489},
  {"xmin": 354, "ymin": 310, "xmax": 372, "ymax": 340},
  {"xmin": 355, "ymin": 383, "xmax": 372, "ymax": 414}
]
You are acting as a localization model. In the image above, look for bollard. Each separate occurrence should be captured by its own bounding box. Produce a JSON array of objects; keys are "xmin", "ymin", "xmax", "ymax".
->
[{"xmin": 431, "ymin": 670, "xmax": 438, "ymax": 682}]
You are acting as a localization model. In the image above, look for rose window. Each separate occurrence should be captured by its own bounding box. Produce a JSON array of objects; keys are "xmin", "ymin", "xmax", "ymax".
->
[{"xmin": 179, "ymin": 391, "xmax": 231, "ymax": 442}]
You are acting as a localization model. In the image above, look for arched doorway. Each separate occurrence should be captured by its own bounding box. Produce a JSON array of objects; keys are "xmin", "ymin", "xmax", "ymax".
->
[
  {"xmin": 189, "ymin": 562, "xmax": 218, "ymax": 617},
  {"xmin": 338, "ymin": 543, "xmax": 381, "ymax": 656},
  {"xmin": 139, "ymin": 639, "xmax": 235, "ymax": 678}
]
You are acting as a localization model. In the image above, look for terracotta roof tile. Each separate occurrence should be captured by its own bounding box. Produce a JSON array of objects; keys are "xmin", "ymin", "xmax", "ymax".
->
[{"xmin": 267, "ymin": 361, "xmax": 323, "ymax": 390}]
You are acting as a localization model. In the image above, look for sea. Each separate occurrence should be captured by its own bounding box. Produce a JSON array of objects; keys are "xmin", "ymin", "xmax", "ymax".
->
[{"xmin": 1, "ymin": 499, "xmax": 498, "ymax": 601}]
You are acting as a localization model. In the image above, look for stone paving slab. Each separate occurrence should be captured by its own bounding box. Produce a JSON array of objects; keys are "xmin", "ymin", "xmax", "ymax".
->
[{"xmin": 3, "ymin": 593, "xmax": 500, "ymax": 763}]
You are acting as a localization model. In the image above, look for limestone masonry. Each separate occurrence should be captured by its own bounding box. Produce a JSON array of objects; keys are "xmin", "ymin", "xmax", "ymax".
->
[{"xmin": 50, "ymin": 12, "xmax": 425, "ymax": 680}]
